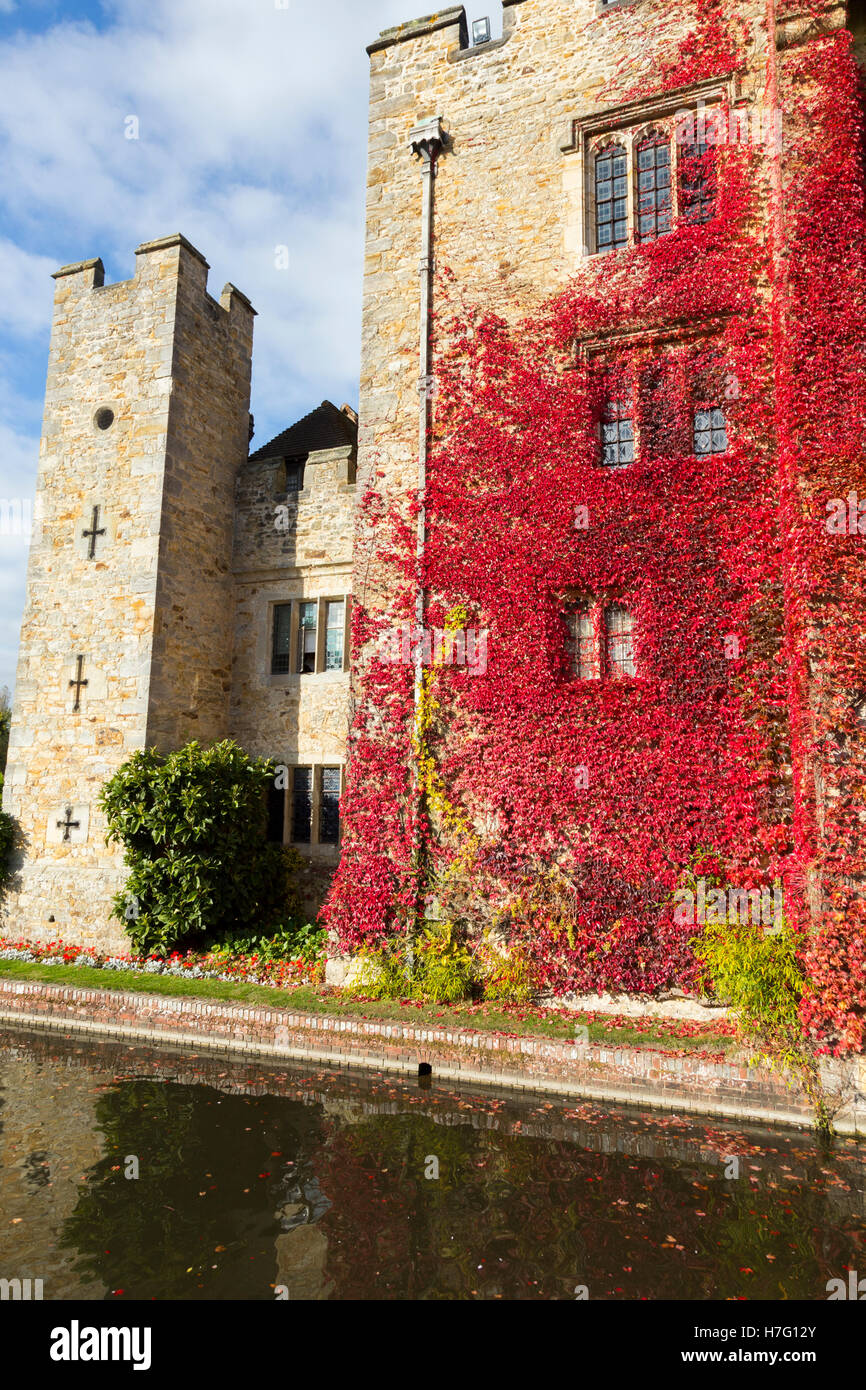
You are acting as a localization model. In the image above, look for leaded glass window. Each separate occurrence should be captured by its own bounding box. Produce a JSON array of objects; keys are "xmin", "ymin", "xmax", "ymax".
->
[
  {"xmin": 595, "ymin": 144, "xmax": 628, "ymax": 251},
  {"xmin": 565, "ymin": 604, "xmax": 600, "ymax": 680},
  {"xmin": 601, "ymin": 395, "xmax": 635, "ymax": 467},
  {"xmin": 283, "ymin": 458, "xmax": 305, "ymax": 493},
  {"xmin": 271, "ymin": 604, "xmax": 292, "ymax": 675},
  {"xmin": 292, "ymin": 768, "xmax": 312, "ymax": 844},
  {"xmin": 320, "ymin": 768, "xmax": 342, "ymax": 845},
  {"xmin": 298, "ymin": 602, "xmax": 317, "ymax": 674},
  {"xmin": 693, "ymin": 406, "xmax": 728, "ymax": 456},
  {"xmin": 325, "ymin": 600, "xmax": 345, "ymax": 672},
  {"xmin": 679, "ymin": 139, "xmax": 715, "ymax": 225},
  {"xmin": 636, "ymin": 133, "xmax": 672, "ymax": 242},
  {"xmin": 605, "ymin": 605, "xmax": 636, "ymax": 678}
]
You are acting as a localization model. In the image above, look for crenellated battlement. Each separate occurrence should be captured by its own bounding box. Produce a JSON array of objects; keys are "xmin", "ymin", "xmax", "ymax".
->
[
  {"xmin": 49, "ymin": 234, "xmax": 255, "ymax": 325},
  {"xmin": 368, "ymin": 1, "xmax": 529, "ymax": 58}
]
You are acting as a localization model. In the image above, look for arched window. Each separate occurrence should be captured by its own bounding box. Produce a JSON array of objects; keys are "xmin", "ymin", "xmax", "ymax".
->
[
  {"xmin": 595, "ymin": 143, "xmax": 628, "ymax": 250},
  {"xmin": 636, "ymin": 131, "xmax": 672, "ymax": 242}
]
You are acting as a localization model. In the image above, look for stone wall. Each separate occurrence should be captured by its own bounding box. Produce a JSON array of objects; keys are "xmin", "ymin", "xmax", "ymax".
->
[
  {"xmin": 351, "ymin": 0, "xmax": 859, "ymax": 936},
  {"xmin": 358, "ymin": 0, "xmax": 774, "ymax": 525},
  {"xmin": 145, "ymin": 241, "xmax": 256, "ymax": 752},
  {"xmin": 2, "ymin": 976, "xmax": 864, "ymax": 1132},
  {"xmin": 1, "ymin": 235, "xmax": 255, "ymax": 950},
  {"xmin": 231, "ymin": 438, "xmax": 356, "ymax": 918}
]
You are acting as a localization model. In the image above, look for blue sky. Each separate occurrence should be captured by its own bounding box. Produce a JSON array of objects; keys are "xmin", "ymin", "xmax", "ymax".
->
[{"xmin": 0, "ymin": 0, "xmax": 498, "ymax": 696}]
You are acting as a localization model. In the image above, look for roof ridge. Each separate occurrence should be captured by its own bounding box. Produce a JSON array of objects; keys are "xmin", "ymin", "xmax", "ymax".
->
[{"xmin": 248, "ymin": 398, "xmax": 358, "ymax": 463}]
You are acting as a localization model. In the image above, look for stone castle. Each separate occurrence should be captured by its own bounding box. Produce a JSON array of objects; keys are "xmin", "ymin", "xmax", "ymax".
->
[{"xmin": 3, "ymin": 0, "xmax": 866, "ymax": 958}]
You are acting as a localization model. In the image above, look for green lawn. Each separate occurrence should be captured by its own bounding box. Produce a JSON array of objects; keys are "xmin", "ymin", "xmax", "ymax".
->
[{"xmin": 0, "ymin": 958, "xmax": 734, "ymax": 1054}]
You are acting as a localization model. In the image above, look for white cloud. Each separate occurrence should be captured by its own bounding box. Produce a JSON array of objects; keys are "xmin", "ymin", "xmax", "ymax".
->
[
  {"xmin": 0, "ymin": 0, "xmax": 418, "ymax": 413},
  {"xmin": 0, "ymin": 418, "xmax": 38, "ymax": 693},
  {"xmin": 0, "ymin": 238, "xmax": 58, "ymax": 336},
  {"xmin": 0, "ymin": 0, "xmax": 499, "ymax": 688}
]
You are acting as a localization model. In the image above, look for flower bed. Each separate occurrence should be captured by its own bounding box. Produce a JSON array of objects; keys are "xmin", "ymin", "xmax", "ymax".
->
[{"xmin": 0, "ymin": 937, "xmax": 317, "ymax": 990}]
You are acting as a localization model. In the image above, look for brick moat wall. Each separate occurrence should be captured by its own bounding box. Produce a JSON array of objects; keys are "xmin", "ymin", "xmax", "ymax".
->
[{"xmin": 0, "ymin": 978, "xmax": 863, "ymax": 1134}]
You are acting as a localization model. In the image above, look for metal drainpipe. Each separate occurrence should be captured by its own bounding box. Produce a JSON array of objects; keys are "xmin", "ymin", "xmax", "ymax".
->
[
  {"xmin": 408, "ymin": 116, "xmax": 444, "ymax": 935},
  {"xmin": 764, "ymin": 0, "xmax": 816, "ymax": 925},
  {"xmin": 767, "ymin": 2, "xmax": 817, "ymax": 934}
]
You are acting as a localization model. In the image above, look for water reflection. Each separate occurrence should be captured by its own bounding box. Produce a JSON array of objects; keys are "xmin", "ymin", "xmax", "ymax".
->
[{"xmin": 0, "ymin": 1027, "xmax": 863, "ymax": 1301}]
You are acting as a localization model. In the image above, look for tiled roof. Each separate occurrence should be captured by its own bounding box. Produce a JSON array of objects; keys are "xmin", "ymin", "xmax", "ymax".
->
[{"xmin": 249, "ymin": 400, "xmax": 357, "ymax": 461}]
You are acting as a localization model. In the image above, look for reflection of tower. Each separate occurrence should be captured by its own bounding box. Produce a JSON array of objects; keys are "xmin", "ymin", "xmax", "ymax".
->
[
  {"xmin": 1, "ymin": 235, "xmax": 255, "ymax": 949},
  {"xmin": 0, "ymin": 1046, "xmax": 104, "ymax": 1297},
  {"xmin": 273, "ymin": 1171, "xmax": 333, "ymax": 1300}
]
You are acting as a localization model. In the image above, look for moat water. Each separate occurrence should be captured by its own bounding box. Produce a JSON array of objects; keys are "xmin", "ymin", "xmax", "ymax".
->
[{"xmin": 0, "ymin": 1026, "xmax": 863, "ymax": 1301}]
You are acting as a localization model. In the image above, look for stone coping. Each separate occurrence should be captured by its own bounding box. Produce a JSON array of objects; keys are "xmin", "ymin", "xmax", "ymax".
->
[{"xmin": 0, "ymin": 978, "xmax": 863, "ymax": 1134}]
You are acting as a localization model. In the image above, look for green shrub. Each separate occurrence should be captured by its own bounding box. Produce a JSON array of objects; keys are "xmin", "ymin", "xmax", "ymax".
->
[
  {"xmin": 210, "ymin": 918, "xmax": 326, "ymax": 967},
  {"xmin": 100, "ymin": 741, "xmax": 300, "ymax": 957},
  {"xmin": 479, "ymin": 932, "xmax": 537, "ymax": 1005},
  {"xmin": 350, "ymin": 943, "xmax": 412, "ymax": 1000},
  {"xmin": 415, "ymin": 921, "xmax": 477, "ymax": 1003},
  {"xmin": 0, "ymin": 804, "xmax": 15, "ymax": 891},
  {"xmin": 0, "ymin": 701, "xmax": 10, "ymax": 780},
  {"xmin": 350, "ymin": 923, "xmax": 477, "ymax": 1004},
  {"xmin": 695, "ymin": 917, "xmax": 835, "ymax": 1136}
]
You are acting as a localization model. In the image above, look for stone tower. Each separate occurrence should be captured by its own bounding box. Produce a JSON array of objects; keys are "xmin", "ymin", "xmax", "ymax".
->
[{"xmin": 1, "ymin": 234, "xmax": 255, "ymax": 949}]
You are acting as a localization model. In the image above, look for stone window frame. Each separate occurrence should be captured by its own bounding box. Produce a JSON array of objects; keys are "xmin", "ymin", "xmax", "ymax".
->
[
  {"xmin": 91, "ymin": 399, "xmax": 122, "ymax": 436},
  {"xmin": 561, "ymin": 75, "xmax": 744, "ymax": 259},
  {"xmin": 268, "ymin": 595, "xmax": 352, "ymax": 681},
  {"xmin": 274, "ymin": 454, "xmax": 308, "ymax": 497},
  {"xmin": 274, "ymin": 762, "xmax": 346, "ymax": 854},
  {"xmin": 572, "ymin": 318, "xmax": 736, "ymax": 470}
]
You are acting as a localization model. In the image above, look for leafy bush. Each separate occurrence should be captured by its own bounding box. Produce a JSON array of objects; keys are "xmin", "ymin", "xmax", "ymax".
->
[
  {"xmin": 0, "ymin": 805, "xmax": 15, "ymax": 891},
  {"xmin": 210, "ymin": 918, "xmax": 326, "ymax": 968},
  {"xmin": 695, "ymin": 917, "xmax": 836, "ymax": 1136},
  {"xmin": 0, "ymin": 701, "xmax": 9, "ymax": 779},
  {"xmin": 414, "ymin": 922, "xmax": 477, "ymax": 1003},
  {"xmin": 351, "ymin": 922, "xmax": 478, "ymax": 1004},
  {"xmin": 100, "ymin": 741, "xmax": 300, "ymax": 957},
  {"xmin": 350, "ymin": 942, "xmax": 413, "ymax": 1001},
  {"xmin": 478, "ymin": 931, "xmax": 537, "ymax": 1005}
]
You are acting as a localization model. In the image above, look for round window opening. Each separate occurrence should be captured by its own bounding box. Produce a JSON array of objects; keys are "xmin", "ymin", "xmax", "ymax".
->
[{"xmin": 95, "ymin": 408, "xmax": 115, "ymax": 431}]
